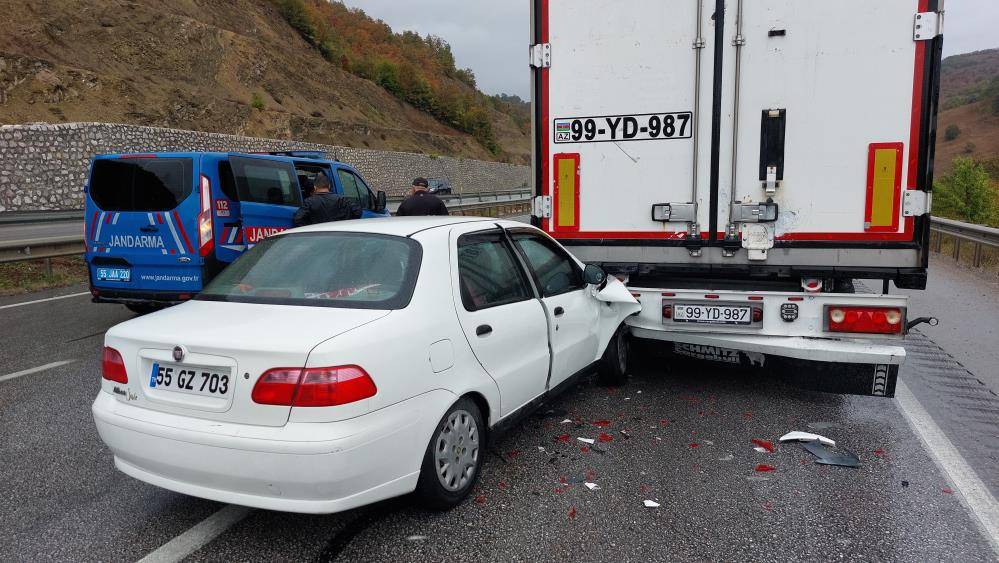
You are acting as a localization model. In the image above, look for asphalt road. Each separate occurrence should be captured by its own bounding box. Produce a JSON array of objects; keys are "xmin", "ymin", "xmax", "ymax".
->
[{"xmin": 1, "ymin": 279, "xmax": 996, "ymax": 562}]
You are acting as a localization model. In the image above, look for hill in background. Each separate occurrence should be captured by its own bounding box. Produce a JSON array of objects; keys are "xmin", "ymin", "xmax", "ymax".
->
[
  {"xmin": 935, "ymin": 49, "xmax": 999, "ymax": 176},
  {"xmin": 0, "ymin": 0, "xmax": 530, "ymax": 163}
]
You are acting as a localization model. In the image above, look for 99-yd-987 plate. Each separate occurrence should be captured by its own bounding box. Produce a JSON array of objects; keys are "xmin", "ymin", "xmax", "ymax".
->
[{"xmin": 554, "ymin": 112, "xmax": 693, "ymax": 144}]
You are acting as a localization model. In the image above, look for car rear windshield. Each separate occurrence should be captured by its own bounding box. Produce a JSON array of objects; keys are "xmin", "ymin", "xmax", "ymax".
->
[
  {"xmin": 89, "ymin": 158, "xmax": 193, "ymax": 211},
  {"xmin": 197, "ymin": 232, "xmax": 423, "ymax": 309}
]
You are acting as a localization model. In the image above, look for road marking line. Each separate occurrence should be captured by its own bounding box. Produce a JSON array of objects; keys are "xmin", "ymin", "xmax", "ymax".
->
[
  {"xmin": 0, "ymin": 360, "xmax": 76, "ymax": 383},
  {"xmin": 137, "ymin": 505, "xmax": 253, "ymax": 563},
  {"xmin": 895, "ymin": 380, "xmax": 999, "ymax": 556},
  {"xmin": 0, "ymin": 291, "xmax": 90, "ymax": 310}
]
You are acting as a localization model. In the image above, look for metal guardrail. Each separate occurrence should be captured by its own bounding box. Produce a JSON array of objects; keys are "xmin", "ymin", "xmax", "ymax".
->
[
  {"xmin": 0, "ymin": 189, "xmax": 532, "ymax": 264},
  {"xmin": 930, "ymin": 216, "xmax": 999, "ymax": 268}
]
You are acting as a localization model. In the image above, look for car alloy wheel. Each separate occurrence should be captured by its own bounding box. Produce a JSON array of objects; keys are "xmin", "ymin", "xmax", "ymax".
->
[{"xmin": 433, "ymin": 409, "xmax": 480, "ymax": 492}]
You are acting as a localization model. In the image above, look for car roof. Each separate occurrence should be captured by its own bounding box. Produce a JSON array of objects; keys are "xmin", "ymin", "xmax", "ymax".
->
[{"xmin": 283, "ymin": 216, "xmax": 525, "ymax": 237}]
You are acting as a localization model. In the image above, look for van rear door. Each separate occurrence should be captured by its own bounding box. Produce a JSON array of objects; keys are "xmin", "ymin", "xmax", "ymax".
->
[
  {"xmin": 86, "ymin": 155, "xmax": 203, "ymax": 294},
  {"xmin": 228, "ymin": 155, "xmax": 302, "ymax": 248}
]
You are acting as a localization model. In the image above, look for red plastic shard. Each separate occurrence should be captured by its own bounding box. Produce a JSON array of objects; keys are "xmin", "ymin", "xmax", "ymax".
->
[
  {"xmin": 554, "ymin": 487, "xmax": 564, "ymax": 494},
  {"xmin": 498, "ymin": 481, "xmax": 509, "ymax": 490},
  {"xmin": 598, "ymin": 433, "xmax": 614, "ymax": 443},
  {"xmin": 752, "ymin": 439, "xmax": 775, "ymax": 453},
  {"xmin": 586, "ymin": 470, "xmax": 596, "ymax": 480},
  {"xmin": 568, "ymin": 506, "xmax": 577, "ymax": 519},
  {"xmin": 942, "ymin": 487, "xmax": 953, "ymax": 494},
  {"xmin": 873, "ymin": 448, "xmax": 887, "ymax": 459},
  {"xmin": 743, "ymin": 412, "xmax": 753, "ymax": 419},
  {"xmin": 755, "ymin": 464, "xmax": 776, "ymax": 472},
  {"xmin": 689, "ymin": 442, "xmax": 699, "ymax": 448},
  {"xmin": 639, "ymin": 484, "xmax": 649, "ymax": 493},
  {"xmin": 508, "ymin": 450, "xmax": 521, "ymax": 459},
  {"xmin": 580, "ymin": 446, "xmax": 590, "ymax": 453},
  {"xmin": 762, "ymin": 501, "xmax": 774, "ymax": 511},
  {"xmin": 557, "ymin": 434, "xmax": 571, "ymax": 443},
  {"xmin": 475, "ymin": 495, "xmax": 486, "ymax": 504},
  {"xmin": 594, "ymin": 420, "xmax": 611, "ymax": 427},
  {"xmin": 659, "ymin": 419, "xmax": 670, "ymax": 426}
]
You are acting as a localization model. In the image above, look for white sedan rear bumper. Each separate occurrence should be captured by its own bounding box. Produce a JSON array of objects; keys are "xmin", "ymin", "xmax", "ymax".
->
[{"xmin": 92, "ymin": 390, "xmax": 454, "ymax": 514}]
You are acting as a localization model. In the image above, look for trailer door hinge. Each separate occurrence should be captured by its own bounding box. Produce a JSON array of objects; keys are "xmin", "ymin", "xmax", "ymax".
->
[
  {"xmin": 903, "ymin": 190, "xmax": 932, "ymax": 217},
  {"xmin": 913, "ymin": 12, "xmax": 943, "ymax": 41},
  {"xmin": 530, "ymin": 43, "xmax": 552, "ymax": 68},
  {"xmin": 532, "ymin": 195, "xmax": 552, "ymax": 218}
]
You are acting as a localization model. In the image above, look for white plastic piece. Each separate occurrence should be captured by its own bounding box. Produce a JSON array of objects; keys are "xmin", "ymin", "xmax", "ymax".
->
[
  {"xmin": 560, "ymin": 419, "xmax": 573, "ymax": 424},
  {"xmin": 779, "ymin": 431, "xmax": 836, "ymax": 447},
  {"xmin": 584, "ymin": 482, "xmax": 600, "ymax": 490},
  {"xmin": 643, "ymin": 500, "xmax": 661, "ymax": 508},
  {"xmin": 578, "ymin": 437, "xmax": 595, "ymax": 445}
]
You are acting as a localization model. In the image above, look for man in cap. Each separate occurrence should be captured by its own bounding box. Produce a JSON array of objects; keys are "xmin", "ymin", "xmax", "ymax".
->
[
  {"xmin": 293, "ymin": 172, "xmax": 362, "ymax": 227},
  {"xmin": 396, "ymin": 177, "xmax": 449, "ymax": 216}
]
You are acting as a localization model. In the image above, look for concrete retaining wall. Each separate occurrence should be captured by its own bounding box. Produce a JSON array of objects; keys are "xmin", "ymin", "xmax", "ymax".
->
[{"xmin": 0, "ymin": 122, "xmax": 530, "ymax": 212}]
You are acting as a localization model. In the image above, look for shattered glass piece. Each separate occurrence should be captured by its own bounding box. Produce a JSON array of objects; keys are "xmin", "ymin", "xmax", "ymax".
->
[
  {"xmin": 561, "ymin": 419, "xmax": 573, "ymax": 424},
  {"xmin": 644, "ymin": 500, "xmax": 661, "ymax": 508},
  {"xmin": 703, "ymin": 440, "xmax": 714, "ymax": 446},
  {"xmin": 568, "ymin": 506, "xmax": 577, "ymax": 519},
  {"xmin": 746, "ymin": 475, "xmax": 770, "ymax": 482},
  {"xmin": 718, "ymin": 454, "xmax": 735, "ymax": 461},
  {"xmin": 406, "ymin": 535, "xmax": 427, "ymax": 542},
  {"xmin": 802, "ymin": 441, "xmax": 861, "ymax": 468},
  {"xmin": 779, "ymin": 431, "xmax": 836, "ymax": 447}
]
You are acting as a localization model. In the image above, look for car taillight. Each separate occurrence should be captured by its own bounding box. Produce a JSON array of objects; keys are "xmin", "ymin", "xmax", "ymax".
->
[
  {"xmin": 198, "ymin": 175, "xmax": 214, "ymax": 257},
  {"xmin": 251, "ymin": 365, "xmax": 377, "ymax": 407},
  {"xmin": 826, "ymin": 306, "xmax": 905, "ymax": 335},
  {"xmin": 752, "ymin": 306, "xmax": 764, "ymax": 323},
  {"xmin": 102, "ymin": 347, "xmax": 128, "ymax": 383}
]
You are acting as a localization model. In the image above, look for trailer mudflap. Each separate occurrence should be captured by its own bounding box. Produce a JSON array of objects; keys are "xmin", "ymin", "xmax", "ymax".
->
[{"xmin": 772, "ymin": 357, "xmax": 899, "ymax": 398}]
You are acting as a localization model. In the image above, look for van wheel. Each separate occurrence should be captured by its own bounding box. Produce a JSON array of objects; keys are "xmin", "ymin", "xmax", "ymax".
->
[
  {"xmin": 414, "ymin": 398, "xmax": 484, "ymax": 510},
  {"xmin": 597, "ymin": 324, "xmax": 630, "ymax": 386},
  {"xmin": 125, "ymin": 303, "xmax": 158, "ymax": 315}
]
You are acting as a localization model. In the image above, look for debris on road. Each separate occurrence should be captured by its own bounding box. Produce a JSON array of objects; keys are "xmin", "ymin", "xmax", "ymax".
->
[
  {"xmin": 594, "ymin": 420, "xmax": 611, "ymax": 427},
  {"xmin": 598, "ymin": 433, "xmax": 614, "ymax": 443},
  {"xmin": 584, "ymin": 482, "xmax": 600, "ymax": 490},
  {"xmin": 779, "ymin": 431, "xmax": 836, "ymax": 447},
  {"xmin": 557, "ymin": 434, "xmax": 571, "ymax": 443},
  {"xmin": 644, "ymin": 500, "xmax": 661, "ymax": 508},
  {"xmin": 751, "ymin": 438, "xmax": 775, "ymax": 453},
  {"xmin": 755, "ymin": 464, "xmax": 776, "ymax": 472},
  {"xmin": 807, "ymin": 421, "xmax": 837, "ymax": 430},
  {"xmin": 406, "ymin": 535, "xmax": 427, "ymax": 542},
  {"xmin": 578, "ymin": 437, "xmax": 595, "ymax": 445},
  {"xmin": 802, "ymin": 441, "xmax": 861, "ymax": 468},
  {"xmin": 560, "ymin": 419, "xmax": 573, "ymax": 424},
  {"xmin": 718, "ymin": 454, "xmax": 734, "ymax": 461}
]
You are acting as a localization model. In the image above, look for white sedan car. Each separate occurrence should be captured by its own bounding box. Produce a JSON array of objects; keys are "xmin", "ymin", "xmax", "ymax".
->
[{"xmin": 93, "ymin": 216, "xmax": 640, "ymax": 514}]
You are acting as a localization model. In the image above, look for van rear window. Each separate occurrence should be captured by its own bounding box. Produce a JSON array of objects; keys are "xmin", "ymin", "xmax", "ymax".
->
[{"xmin": 89, "ymin": 158, "xmax": 193, "ymax": 211}]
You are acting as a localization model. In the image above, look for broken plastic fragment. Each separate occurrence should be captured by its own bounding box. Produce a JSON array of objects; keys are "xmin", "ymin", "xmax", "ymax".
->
[
  {"xmin": 474, "ymin": 495, "xmax": 486, "ymax": 504},
  {"xmin": 779, "ymin": 431, "xmax": 836, "ymax": 447},
  {"xmin": 802, "ymin": 441, "xmax": 861, "ymax": 468},
  {"xmin": 557, "ymin": 434, "xmax": 571, "ymax": 443},
  {"xmin": 643, "ymin": 500, "xmax": 661, "ymax": 508},
  {"xmin": 751, "ymin": 439, "xmax": 775, "ymax": 453},
  {"xmin": 560, "ymin": 419, "xmax": 573, "ymax": 424},
  {"xmin": 753, "ymin": 447, "xmax": 769, "ymax": 453},
  {"xmin": 594, "ymin": 420, "xmax": 611, "ymax": 427},
  {"xmin": 942, "ymin": 487, "xmax": 953, "ymax": 494},
  {"xmin": 689, "ymin": 443, "xmax": 699, "ymax": 449},
  {"xmin": 584, "ymin": 482, "xmax": 600, "ymax": 490},
  {"xmin": 578, "ymin": 437, "xmax": 596, "ymax": 445},
  {"xmin": 703, "ymin": 440, "xmax": 714, "ymax": 446},
  {"xmin": 406, "ymin": 535, "xmax": 427, "ymax": 542},
  {"xmin": 718, "ymin": 454, "xmax": 734, "ymax": 461},
  {"xmin": 598, "ymin": 433, "xmax": 614, "ymax": 443},
  {"xmin": 755, "ymin": 464, "xmax": 776, "ymax": 472},
  {"xmin": 568, "ymin": 506, "xmax": 577, "ymax": 519}
]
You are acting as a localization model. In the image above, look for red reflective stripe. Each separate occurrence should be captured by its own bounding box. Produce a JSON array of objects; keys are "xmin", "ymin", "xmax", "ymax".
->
[
  {"xmin": 89, "ymin": 212, "xmax": 99, "ymax": 241},
  {"xmin": 540, "ymin": 0, "xmax": 550, "ymax": 233},
  {"xmin": 156, "ymin": 213, "xmax": 164, "ymax": 225},
  {"xmin": 104, "ymin": 213, "xmax": 111, "ymax": 224},
  {"xmin": 172, "ymin": 211, "xmax": 195, "ymax": 253}
]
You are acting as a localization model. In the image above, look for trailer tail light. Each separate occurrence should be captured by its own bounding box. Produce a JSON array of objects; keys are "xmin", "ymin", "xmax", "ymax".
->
[
  {"xmin": 197, "ymin": 175, "xmax": 214, "ymax": 257},
  {"xmin": 752, "ymin": 306, "xmax": 764, "ymax": 323},
  {"xmin": 252, "ymin": 365, "xmax": 377, "ymax": 407},
  {"xmin": 102, "ymin": 347, "xmax": 128, "ymax": 383},
  {"xmin": 826, "ymin": 306, "xmax": 904, "ymax": 335}
]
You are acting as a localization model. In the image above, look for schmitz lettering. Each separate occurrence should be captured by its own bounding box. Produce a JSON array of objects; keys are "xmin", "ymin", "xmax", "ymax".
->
[
  {"xmin": 243, "ymin": 226, "xmax": 288, "ymax": 244},
  {"xmin": 108, "ymin": 235, "xmax": 166, "ymax": 249},
  {"xmin": 554, "ymin": 112, "xmax": 693, "ymax": 144}
]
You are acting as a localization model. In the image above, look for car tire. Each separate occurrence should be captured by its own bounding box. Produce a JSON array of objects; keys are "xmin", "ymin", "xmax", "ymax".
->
[
  {"xmin": 597, "ymin": 324, "xmax": 630, "ymax": 386},
  {"xmin": 414, "ymin": 398, "xmax": 485, "ymax": 510},
  {"xmin": 125, "ymin": 303, "xmax": 159, "ymax": 315}
]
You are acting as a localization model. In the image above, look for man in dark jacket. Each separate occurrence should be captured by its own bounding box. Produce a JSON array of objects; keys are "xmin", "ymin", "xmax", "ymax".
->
[
  {"xmin": 396, "ymin": 177, "xmax": 449, "ymax": 216},
  {"xmin": 293, "ymin": 172, "xmax": 362, "ymax": 227}
]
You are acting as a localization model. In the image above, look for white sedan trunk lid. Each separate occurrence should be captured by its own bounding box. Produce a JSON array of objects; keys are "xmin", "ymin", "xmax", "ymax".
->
[{"xmin": 105, "ymin": 301, "xmax": 389, "ymax": 426}]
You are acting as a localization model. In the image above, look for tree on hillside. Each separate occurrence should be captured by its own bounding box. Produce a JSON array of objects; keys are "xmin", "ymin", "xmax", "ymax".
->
[
  {"xmin": 933, "ymin": 157, "xmax": 998, "ymax": 226},
  {"xmin": 944, "ymin": 124, "xmax": 960, "ymax": 141}
]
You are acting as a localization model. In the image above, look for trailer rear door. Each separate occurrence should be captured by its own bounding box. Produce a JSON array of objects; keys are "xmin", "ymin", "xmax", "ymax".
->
[{"xmin": 533, "ymin": 0, "xmax": 940, "ymax": 285}]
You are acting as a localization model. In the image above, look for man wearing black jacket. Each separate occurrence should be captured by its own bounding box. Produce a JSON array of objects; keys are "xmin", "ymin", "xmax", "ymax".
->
[
  {"xmin": 396, "ymin": 177, "xmax": 449, "ymax": 216},
  {"xmin": 293, "ymin": 172, "xmax": 362, "ymax": 227}
]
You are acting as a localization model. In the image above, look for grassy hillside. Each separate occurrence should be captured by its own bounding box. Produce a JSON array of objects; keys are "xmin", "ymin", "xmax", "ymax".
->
[{"xmin": 0, "ymin": 0, "xmax": 530, "ymax": 163}]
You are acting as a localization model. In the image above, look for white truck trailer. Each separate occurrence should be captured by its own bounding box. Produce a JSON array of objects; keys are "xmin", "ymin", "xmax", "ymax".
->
[{"xmin": 530, "ymin": 0, "xmax": 944, "ymax": 397}]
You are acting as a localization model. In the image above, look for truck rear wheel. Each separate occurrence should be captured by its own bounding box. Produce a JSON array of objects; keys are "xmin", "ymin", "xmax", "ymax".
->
[{"xmin": 597, "ymin": 325, "xmax": 630, "ymax": 386}]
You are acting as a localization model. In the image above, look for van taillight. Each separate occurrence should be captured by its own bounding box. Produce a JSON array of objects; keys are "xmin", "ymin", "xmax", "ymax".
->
[
  {"xmin": 252, "ymin": 365, "xmax": 377, "ymax": 407},
  {"xmin": 826, "ymin": 306, "xmax": 904, "ymax": 335},
  {"xmin": 102, "ymin": 347, "xmax": 128, "ymax": 383},
  {"xmin": 198, "ymin": 175, "xmax": 214, "ymax": 257}
]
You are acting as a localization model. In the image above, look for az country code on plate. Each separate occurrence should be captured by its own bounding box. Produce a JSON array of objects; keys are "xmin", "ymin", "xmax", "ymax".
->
[{"xmin": 554, "ymin": 112, "xmax": 692, "ymax": 144}]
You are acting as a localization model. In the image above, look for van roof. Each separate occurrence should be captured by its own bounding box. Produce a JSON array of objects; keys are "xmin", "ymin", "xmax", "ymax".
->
[{"xmin": 92, "ymin": 151, "xmax": 336, "ymax": 161}]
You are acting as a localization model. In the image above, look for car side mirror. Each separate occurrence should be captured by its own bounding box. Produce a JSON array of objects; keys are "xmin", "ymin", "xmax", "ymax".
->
[
  {"xmin": 376, "ymin": 190, "xmax": 387, "ymax": 211},
  {"xmin": 583, "ymin": 264, "xmax": 607, "ymax": 287}
]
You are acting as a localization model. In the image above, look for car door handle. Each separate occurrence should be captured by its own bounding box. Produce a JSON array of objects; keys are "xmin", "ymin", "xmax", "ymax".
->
[
  {"xmin": 554, "ymin": 307, "xmax": 565, "ymax": 317},
  {"xmin": 476, "ymin": 324, "xmax": 492, "ymax": 337}
]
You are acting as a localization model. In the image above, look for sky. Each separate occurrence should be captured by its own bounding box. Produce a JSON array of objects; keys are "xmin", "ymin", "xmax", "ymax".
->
[{"xmin": 342, "ymin": 0, "xmax": 999, "ymax": 100}]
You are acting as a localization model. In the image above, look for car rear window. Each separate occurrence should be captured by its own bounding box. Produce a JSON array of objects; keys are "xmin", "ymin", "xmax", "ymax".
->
[
  {"xmin": 197, "ymin": 232, "xmax": 422, "ymax": 309},
  {"xmin": 89, "ymin": 158, "xmax": 193, "ymax": 211}
]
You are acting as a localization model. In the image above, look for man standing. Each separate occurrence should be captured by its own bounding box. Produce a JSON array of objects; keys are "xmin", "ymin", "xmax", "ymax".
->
[
  {"xmin": 293, "ymin": 172, "xmax": 362, "ymax": 227},
  {"xmin": 396, "ymin": 177, "xmax": 449, "ymax": 216}
]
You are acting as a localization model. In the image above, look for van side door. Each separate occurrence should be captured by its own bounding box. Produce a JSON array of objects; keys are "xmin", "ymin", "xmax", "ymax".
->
[
  {"xmin": 228, "ymin": 155, "xmax": 302, "ymax": 247},
  {"xmin": 336, "ymin": 167, "xmax": 386, "ymax": 218}
]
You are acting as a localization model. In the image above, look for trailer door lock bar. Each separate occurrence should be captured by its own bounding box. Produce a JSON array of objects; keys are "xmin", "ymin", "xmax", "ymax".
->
[
  {"xmin": 730, "ymin": 201, "xmax": 778, "ymax": 223},
  {"xmin": 651, "ymin": 202, "xmax": 697, "ymax": 223}
]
